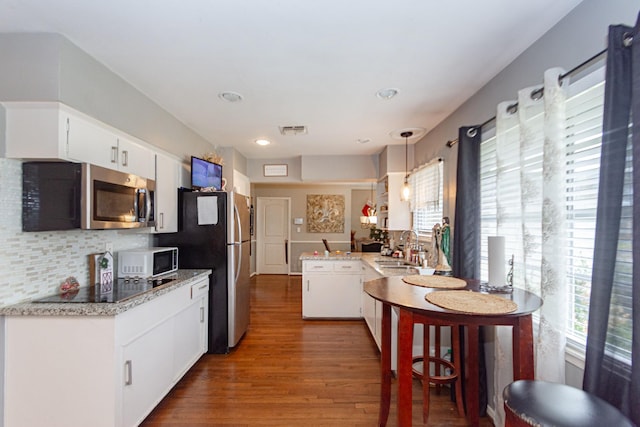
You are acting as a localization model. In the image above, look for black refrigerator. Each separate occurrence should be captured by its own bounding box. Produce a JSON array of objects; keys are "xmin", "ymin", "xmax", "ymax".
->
[{"xmin": 155, "ymin": 189, "xmax": 251, "ymax": 354}]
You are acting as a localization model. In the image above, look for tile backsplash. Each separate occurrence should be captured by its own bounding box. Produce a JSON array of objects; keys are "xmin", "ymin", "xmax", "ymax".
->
[{"xmin": 0, "ymin": 158, "xmax": 151, "ymax": 305}]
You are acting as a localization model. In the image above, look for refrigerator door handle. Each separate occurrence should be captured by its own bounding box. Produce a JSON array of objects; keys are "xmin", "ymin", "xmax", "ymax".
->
[
  {"xmin": 234, "ymin": 203, "xmax": 242, "ymax": 245},
  {"xmin": 233, "ymin": 202, "xmax": 243, "ymax": 284},
  {"xmin": 235, "ymin": 243, "xmax": 242, "ymax": 284}
]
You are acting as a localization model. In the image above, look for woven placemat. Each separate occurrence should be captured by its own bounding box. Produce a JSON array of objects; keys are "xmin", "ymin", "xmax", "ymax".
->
[
  {"xmin": 402, "ymin": 275, "xmax": 467, "ymax": 289},
  {"xmin": 425, "ymin": 290, "xmax": 518, "ymax": 314}
]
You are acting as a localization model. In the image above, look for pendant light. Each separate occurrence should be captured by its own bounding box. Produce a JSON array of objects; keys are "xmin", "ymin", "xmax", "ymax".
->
[
  {"xmin": 400, "ymin": 131, "xmax": 412, "ymax": 201},
  {"xmin": 360, "ymin": 182, "xmax": 378, "ymax": 228}
]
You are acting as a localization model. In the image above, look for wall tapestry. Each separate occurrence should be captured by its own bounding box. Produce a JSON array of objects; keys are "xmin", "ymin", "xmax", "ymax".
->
[{"xmin": 306, "ymin": 194, "xmax": 345, "ymax": 233}]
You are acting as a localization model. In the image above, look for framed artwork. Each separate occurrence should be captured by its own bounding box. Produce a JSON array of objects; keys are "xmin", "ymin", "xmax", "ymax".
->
[
  {"xmin": 306, "ymin": 194, "xmax": 345, "ymax": 233},
  {"xmin": 263, "ymin": 164, "xmax": 288, "ymax": 177}
]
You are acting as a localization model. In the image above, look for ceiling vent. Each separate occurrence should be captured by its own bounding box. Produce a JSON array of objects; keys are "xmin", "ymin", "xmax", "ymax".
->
[{"xmin": 279, "ymin": 125, "xmax": 308, "ymax": 136}]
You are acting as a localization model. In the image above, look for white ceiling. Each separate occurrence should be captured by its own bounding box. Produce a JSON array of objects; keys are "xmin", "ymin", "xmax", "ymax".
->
[{"xmin": 0, "ymin": 0, "xmax": 583, "ymax": 159}]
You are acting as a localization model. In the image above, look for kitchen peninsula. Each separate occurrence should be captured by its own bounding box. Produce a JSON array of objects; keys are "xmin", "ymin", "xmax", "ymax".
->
[
  {"xmin": 0, "ymin": 269, "xmax": 210, "ymax": 427},
  {"xmin": 300, "ymin": 251, "xmax": 425, "ymax": 369}
]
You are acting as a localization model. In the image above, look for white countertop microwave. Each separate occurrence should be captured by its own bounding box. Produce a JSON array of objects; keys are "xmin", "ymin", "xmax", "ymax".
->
[{"xmin": 118, "ymin": 247, "xmax": 178, "ymax": 279}]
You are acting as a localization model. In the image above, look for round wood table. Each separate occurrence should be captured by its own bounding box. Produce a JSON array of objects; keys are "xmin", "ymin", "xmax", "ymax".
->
[{"xmin": 364, "ymin": 276, "xmax": 543, "ymax": 427}]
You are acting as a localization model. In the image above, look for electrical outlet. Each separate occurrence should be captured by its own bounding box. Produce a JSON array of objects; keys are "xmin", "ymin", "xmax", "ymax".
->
[{"xmin": 105, "ymin": 243, "xmax": 113, "ymax": 254}]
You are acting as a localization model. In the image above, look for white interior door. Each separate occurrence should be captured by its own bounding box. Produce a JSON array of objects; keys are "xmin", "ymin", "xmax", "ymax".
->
[{"xmin": 257, "ymin": 197, "xmax": 290, "ymax": 274}]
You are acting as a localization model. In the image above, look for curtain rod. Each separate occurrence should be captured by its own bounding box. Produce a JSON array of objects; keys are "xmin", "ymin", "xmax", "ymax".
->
[{"xmin": 446, "ymin": 47, "xmax": 609, "ymax": 148}]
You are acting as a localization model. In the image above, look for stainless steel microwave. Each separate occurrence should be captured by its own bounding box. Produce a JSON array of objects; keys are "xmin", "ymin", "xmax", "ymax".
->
[{"xmin": 22, "ymin": 162, "xmax": 155, "ymax": 231}]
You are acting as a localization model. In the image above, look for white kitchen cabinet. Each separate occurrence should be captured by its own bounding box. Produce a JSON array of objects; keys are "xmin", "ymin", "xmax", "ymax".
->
[
  {"xmin": 116, "ymin": 135, "xmax": 156, "ymax": 179},
  {"xmin": 3, "ymin": 101, "xmax": 155, "ymax": 179},
  {"xmin": 377, "ymin": 172, "xmax": 411, "ymax": 231},
  {"xmin": 65, "ymin": 111, "xmax": 119, "ymax": 169},
  {"xmin": 3, "ymin": 275, "xmax": 209, "ymax": 427},
  {"xmin": 302, "ymin": 260, "xmax": 363, "ymax": 318},
  {"xmin": 121, "ymin": 316, "xmax": 174, "ymax": 427},
  {"xmin": 173, "ymin": 280, "xmax": 209, "ymax": 379},
  {"xmin": 361, "ymin": 261, "xmax": 384, "ymax": 348},
  {"xmin": 154, "ymin": 151, "xmax": 182, "ymax": 233}
]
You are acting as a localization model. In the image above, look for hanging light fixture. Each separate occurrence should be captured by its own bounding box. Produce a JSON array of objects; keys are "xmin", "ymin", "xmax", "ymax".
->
[
  {"xmin": 400, "ymin": 131, "xmax": 412, "ymax": 201},
  {"xmin": 360, "ymin": 182, "xmax": 378, "ymax": 228}
]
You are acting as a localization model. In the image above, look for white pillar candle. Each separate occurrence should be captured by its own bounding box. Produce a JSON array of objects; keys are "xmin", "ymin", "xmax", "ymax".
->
[{"xmin": 488, "ymin": 236, "xmax": 506, "ymax": 286}]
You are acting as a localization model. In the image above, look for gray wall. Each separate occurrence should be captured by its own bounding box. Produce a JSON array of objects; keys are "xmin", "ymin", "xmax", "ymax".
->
[
  {"xmin": 413, "ymin": 0, "xmax": 639, "ymax": 225},
  {"xmin": 0, "ymin": 33, "xmax": 213, "ymax": 161},
  {"xmin": 301, "ymin": 155, "xmax": 378, "ymax": 182},
  {"xmin": 248, "ymin": 154, "xmax": 379, "ymax": 183},
  {"xmin": 253, "ymin": 183, "xmax": 358, "ymax": 273}
]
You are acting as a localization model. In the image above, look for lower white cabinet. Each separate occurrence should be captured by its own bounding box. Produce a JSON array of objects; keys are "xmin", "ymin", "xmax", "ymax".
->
[
  {"xmin": 302, "ymin": 260, "xmax": 363, "ymax": 318},
  {"xmin": 361, "ymin": 260, "xmax": 401, "ymax": 370},
  {"xmin": 121, "ymin": 316, "xmax": 175, "ymax": 427},
  {"xmin": 173, "ymin": 280, "xmax": 209, "ymax": 380},
  {"xmin": 3, "ymin": 276, "xmax": 209, "ymax": 427},
  {"xmin": 361, "ymin": 261, "xmax": 384, "ymax": 348}
]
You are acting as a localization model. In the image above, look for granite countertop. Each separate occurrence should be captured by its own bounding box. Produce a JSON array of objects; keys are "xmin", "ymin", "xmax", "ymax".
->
[
  {"xmin": 299, "ymin": 251, "xmax": 363, "ymax": 261},
  {"xmin": 0, "ymin": 269, "xmax": 211, "ymax": 317},
  {"xmin": 300, "ymin": 252, "xmax": 424, "ymax": 277}
]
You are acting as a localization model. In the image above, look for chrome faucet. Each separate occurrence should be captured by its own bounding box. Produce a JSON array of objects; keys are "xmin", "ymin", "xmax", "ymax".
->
[{"xmin": 399, "ymin": 229, "xmax": 418, "ymax": 262}]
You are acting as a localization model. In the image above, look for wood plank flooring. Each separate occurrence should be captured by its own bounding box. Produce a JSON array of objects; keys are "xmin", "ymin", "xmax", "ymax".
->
[{"xmin": 141, "ymin": 274, "xmax": 494, "ymax": 426}]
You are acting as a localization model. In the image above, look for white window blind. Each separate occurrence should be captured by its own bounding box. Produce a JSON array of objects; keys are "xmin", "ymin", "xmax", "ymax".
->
[
  {"xmin": 409, "ymin": 159, "xmax": 444, "ymax": 236},
  {"xmin": 479, "ymin": 65, "xmax": 633, "ymax": 360}
]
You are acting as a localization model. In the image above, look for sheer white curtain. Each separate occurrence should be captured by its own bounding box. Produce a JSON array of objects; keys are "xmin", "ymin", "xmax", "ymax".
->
[{"xmin": 488, "ymin": 68, "xmax": 568, "ymax": 426}]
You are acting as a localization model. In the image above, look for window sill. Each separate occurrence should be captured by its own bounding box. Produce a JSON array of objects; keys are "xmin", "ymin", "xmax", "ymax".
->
[{"xmin": 565, "ymin": 341, "xmax": 586, "ymax": 370}]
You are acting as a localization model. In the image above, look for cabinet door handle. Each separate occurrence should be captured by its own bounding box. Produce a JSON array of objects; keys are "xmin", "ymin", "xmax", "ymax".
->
[
  {"xmin": 307, "ymin": 280, "xmax": 309, "ymax": 292},
  {"xmin": 121, "ymin": 149, "xmax": 129, "ymax": 167},
  {"xmin": 124, "ymin": 360, "xmax": 133, "ymax": 385},
  {"xmin": 159, "ymin": 212, "xmax": 164, "ymax": 229},
  {"xmin": 200, "ymin": 306, "xmax": 205, "ymax": 323},
  {"xmin": 111, "ymin": 146, "xmax": 118, "ymax": 164}
]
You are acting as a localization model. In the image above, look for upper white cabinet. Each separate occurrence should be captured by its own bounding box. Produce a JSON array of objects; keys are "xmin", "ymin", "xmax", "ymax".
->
[
  {"xmin": 154, "ymin": 152, "xmax": 182, "ymax": 233},
  {"xmin": 377, "ymin": 172, "xmax": 411, "ymax": 231},
  {"xmin": 116, "ymin": 135, "xmax": 155, "ymax": 179},
  {"xmin": 3, "ymin": 102, "xmax": 155, "ymax": 179}
]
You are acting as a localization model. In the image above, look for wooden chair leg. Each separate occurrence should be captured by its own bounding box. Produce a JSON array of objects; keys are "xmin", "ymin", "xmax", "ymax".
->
[
  {"xmin": 422, "ymin": 323, "xmax": 430, "ymax": 424},
  {"xmin": 451, "ymin": 325, "xmax": 465, "ymax": 418},
  {"xmin": 434, "ymin": 325, "xmax": 442, "ymax": 393},
  {"xmin": 414, "ymin": 321, "xmax": 465, "ymax": 423}
]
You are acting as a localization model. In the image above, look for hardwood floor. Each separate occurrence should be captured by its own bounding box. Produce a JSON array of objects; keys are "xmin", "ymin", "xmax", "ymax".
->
[{"xmin": 141, "ymin": 274, "xmax": 494, "ymax": 426}]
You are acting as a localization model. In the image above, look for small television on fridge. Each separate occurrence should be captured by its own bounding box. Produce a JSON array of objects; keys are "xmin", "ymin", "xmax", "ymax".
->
[{"xmin": 191, "ymin": 156, "xmax": 223, "ymax": 190}]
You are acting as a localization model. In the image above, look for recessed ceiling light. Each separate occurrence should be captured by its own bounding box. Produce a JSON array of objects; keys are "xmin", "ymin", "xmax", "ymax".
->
[
  {"xmin": 255, "ymin": 139, "xmax": 271, "ymax": 146},
  {"xmin": 376, "ymin": 88, "xmax": 399, "ymax": 100},
  {"xmin": 218, "ymin": 91, "xmax": 243, "ymax": 102}
]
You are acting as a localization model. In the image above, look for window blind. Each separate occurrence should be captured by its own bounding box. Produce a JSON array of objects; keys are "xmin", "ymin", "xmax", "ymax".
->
[
  {"xmin": 479, "ymin": 66, "xmax": 633, "ymax": 360},
  {"xmin": 409, "ymin": 159, "xmax": 444, "ymax": 236}
]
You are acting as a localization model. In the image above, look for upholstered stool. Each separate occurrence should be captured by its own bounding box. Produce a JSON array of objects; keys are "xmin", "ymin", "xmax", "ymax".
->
[
  {"xmin": 503, "ymin": 380, "xmax": 634, "ymax": 427},
  {"xmin": 411, "ymin": 321, "xmax": 465, "ymax": 423}
]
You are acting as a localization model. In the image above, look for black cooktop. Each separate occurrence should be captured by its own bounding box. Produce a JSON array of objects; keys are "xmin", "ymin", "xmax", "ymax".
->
[{"xmin": 33, "ymin": 276, "xmax": 178, "ymax": 303}]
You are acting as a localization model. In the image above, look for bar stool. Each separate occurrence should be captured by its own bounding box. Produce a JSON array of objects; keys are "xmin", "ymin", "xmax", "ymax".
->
[
  {"xmin": 503, "ymin": 380, "xmax": 635, "ymax": 427},
  {"xmin": 411, "ymin": 318, "xmax": 465, "ymax": 424}
]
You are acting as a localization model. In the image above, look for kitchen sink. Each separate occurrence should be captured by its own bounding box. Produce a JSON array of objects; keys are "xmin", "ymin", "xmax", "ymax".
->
[{"xmin": 375, "ymin": 259, "xmax": 415, "ymax": 267}]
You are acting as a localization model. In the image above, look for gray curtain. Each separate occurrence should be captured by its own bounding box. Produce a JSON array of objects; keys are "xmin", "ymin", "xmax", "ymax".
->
[
  {"xmin": 583, "ymin": 14, "xmax": 639, "ymax": 425},
  {"xmin": 451, "ymin": 125, "xmax": 487, "ymax": 416},
  {"xmin": 452, "ymin": 126, "xmax": 481, "ymax": 279}
]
